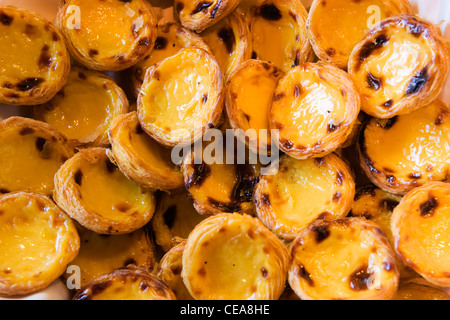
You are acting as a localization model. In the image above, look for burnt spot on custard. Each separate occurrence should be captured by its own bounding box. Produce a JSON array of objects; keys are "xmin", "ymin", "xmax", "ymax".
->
[
  {"xmin": 176, "ymin": 2, "xmax": 184, "ymax": 15},
  {"xmin": 163, "ymin": 205, "xmax": 177, "ymax": 229},
  {"xmin": 405, "ymin": 67, "xmax": 428, "ymax": 95},
  {"xmin": 217, "ymin": 27, "xmax": 235, "ymax": 54},
  {"xmin": 105, "ymin": 159, "xmax": 118, "ymax": 173},
  {"xmin": 333, "ymin": 191, "xmax": 342, "ymax": 203},
  {"xmin": 355, "ymin": 34, "xmax": 389, "ymax": 71},
  {"xmin": 16, "ymin": 78, "xmax": 45, "ymax": 91},
  {"xmin": 349, "ymin": 265, "xmax": 372, "ymax": 291},
  {"xmin": 154, "ymin": 36, "xmax": 168, "ymax": 50},
  {"xmin": 74, "ymin": 170, "xmax": 83, "ymax": 186},
  {"xmin": 272, "ymin": 92, "xmax": 285, "ymax": 101},
  {"xmin": 88, "ymin": 49, "xmax": 99, "ymax": 57},
  {"xmin": 327, "ymin": 122, "xmax": 339, "ymax": 134},
  {"xmin": 35, "ymin": 137, "xmax": 46, "ymax": 152},
  {"xmin": 0, "ymin": 12, "xmax": 13, "ymax": 26},
  {"xmin": 38, "ymin": 45, "xmax": 52, "ymax": 69},
  {"xmin": 420, "ymin": 194, "xmax": 438, "ymax": 217},
  {"xmin": 298, "ymin": 264, "xmax": 315, "ymax": 287},
  {"xmin": 367, "ymin": 72, "xmax": 382, "ymax": 90},
  {"xmin": 326, "ymin": 48, "xmax": 336, "ymax": 57},
  {"xmin": 382, "ymin": 99, "xmax": 393, "ymax": 108},
  {"xmin": 191, "ymin": 1, "xmax": 214, "ymax": 15},
  {"xmin": 311, "ymin": 224, "xmax": 330, "ymax": 243},
  {"xmin": 115, "ymin": 202, "xmax": 132, "ymax": 212},
  {"xmin": 19, "ymin": 127, "xmax": 36, "ymax": 135},
  {"xmin": 186, "ymin": 163, "xmax": 211, "ymax": 189},
  {"xmin": 202, "ymin": 93, "xmax": 208, "ymax": 105},
  {"xmin": 259, "ymin": 4, "xmax": 282, "ymax": 21},
  {"xmin": 293, "ymin": 84, "xmax": 302, "ymax": 98},
  {"xmin": 383, "ymin": 116, "xmax": 398, "ymax": 130},
  {"xmin": 380, "ymin": 198, "xmax": 399, "ymax": 212}
]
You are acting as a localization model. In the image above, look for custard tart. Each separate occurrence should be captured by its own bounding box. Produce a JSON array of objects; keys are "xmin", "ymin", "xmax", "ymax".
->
[
  {"xmin": 182, "ymin": 213, "xmax": 290, "ymax": 300},
  {"xmin": 254, "ymin": 153, "xmax": 355, "ymax": 241},
  {"xmin": 307, "ymin": 0, "xmax": 413, "ymax": 69},
  {"xmin": 137, "ymin": 48, "xmax": 223, "ymax": 147},
  {"xmin": 53, "ymin": 147, "xmax": 156, "ymax": 234},
  {"xmin": 288, "ymin": 217, "xmax": 399, "ymax": 300},
  {"xmin": 391, "ymin": 182, "xmax": 450, "ymax": 287},
  {"xmin": 108, "ymin": 112, "xmax": 184, "ymax": 192},
  {"xmin": 358, "ymin": 99, "xmax": 450, "ymax": 195},
  {"xmin": 393, "ymin": 281, "xmax": 450, "ymax": 300},
  {"xmin": 73, "ymin": 266, "xmax": 176, "ymax": 300},
  {"xmin": 0, "ymin": 116, "xmax": 74, "ymax": 196},
  {"xmin": 0, "ymin": 7, "xmax": 70, "ymax": 105},
  {"xmin": 0, "ymin": 192, "xmax": 79, "ymax": 296},
  {"xmin": 249, "ymin": 0, "xmax": 311, "ymax": 73},
  {"xmin": 34, "ymin": 66, "xmax": 129, "ymax": 148},
  {"xmin": 57, "ymin": 0, "xmax": 158, "ymax": 71},
  {"xmin": 269, "ymin": 62, "xmax": 360, "ymax": 160},
  {"xmin": 348, "ymin": 15, "xmax": 450, "ymax": 119}
]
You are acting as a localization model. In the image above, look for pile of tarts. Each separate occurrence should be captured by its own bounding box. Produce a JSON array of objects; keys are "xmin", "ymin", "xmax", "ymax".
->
[{"xmin": 0, "ymin": 0, "xmax": 449, "ymax": 301}]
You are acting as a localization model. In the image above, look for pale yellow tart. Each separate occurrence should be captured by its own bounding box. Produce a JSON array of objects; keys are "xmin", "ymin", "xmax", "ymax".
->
[
  {"xmin": 349, "ymin": 15, "xmax": 450, "ymax": 118},
  {"xmin": 288, "ymin": 218, "xmax": 399, "ymax": 300},
  {"xmin": 108, "ymin": 112, "xmax": 184, "ymax": 191},
  {"xmin": 254, "ymin": 153, "xmax": 355, "ymax": 241},
  {"xmin": 73, "ymin": 267, "xmax": 176, "ymax": 300},
  {"xmin": 0, "ymin": 7, "xmax": 70, "ymax": 105},
  {"xmin": 269, "ymin": 62, "xmax": 360, "ymax": 160},
  {"xmin": 34, "ymin": 66, "xmax": 129, "ymax": 148},
  {"xmin": 57, "ymin": 0, "xmax": 157, "ymax": 71},
  {"xmin": 137, "ymin": 48, "xmax": 223, "ymax": 147},
  {"xmin": 182, "ymin": 213, "xmax": 289, "ymax": 300},
  {"xmin": 249, "ymin": 0, "xmax": 311, "ymax": 73},
  {"xmin": 359, "ymin": 99, "xmax": 450, "ymax": 195},
  {"xmin": 393, "ymin": 281, "xmax": 450, "ymax": 300},
  {"xmin": 307, "ymin": 0, "xmax": 413, "ymax": 69},
  {"xmin": 391, "ymin": 182, "xmax": 450, "ymax": 287},
  {"xmin": 0, "ymin": 192, "xmax": 80, "ymax": 296},
  {"xmin": 0, "ymin": 117, "xmax": 74, "ymax": 196},
  {"xmin": 53, "ymin": 147, "xmax": 156, "ymax": 234}
]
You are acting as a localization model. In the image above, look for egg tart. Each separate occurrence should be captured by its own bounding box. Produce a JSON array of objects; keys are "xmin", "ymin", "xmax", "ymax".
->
[
  {"xmin": 358, "ymin": 99, "xmax": 450, "ymax": 195},
  {"xmin": 393, "ymin": 281, "xmax": 450, "ymax": 300},
  {"xmin": 108, "ymin": 112, "xmax": 184, "ymax": 192},
  {"xmin": 269, "ymin": 62, "xmax": 360, "ymax": 160},
  {"xmin": 151, "ymin": 191, "xmax": 205, "ymax": 252},
  {"xmin": 348, "ymin": 15, "xmax": 450, "ymax": 119},
  {"xmin": 0, "ymin": 116, "xmax": 74, "ymax": 196},
  {"xmin": 0, "ymin": 7, "xmax": 70, "ymax": 105},
  {"xmin": 34, "ymin": 66, "xmax": 129, "ymax": 148},
  {"xmin": 130, "ymin": 22, "xmax": 211, "ymax": 97},
  {"xmin": 137, "ymin": 48, "xmax": 223, "ymax": 147},
  {"xmin": 174, "ymin": 0, "xmax": 241, "ymax": 33},
  {"xmin": 0, "ymin": 192, "xmax": 80, "ymax": 296},
  {"xmin": 73, "ymin": 266, "xmax": 176, "ymax": 300},
  {"xmin": 53, "ymin": 147, "xmax": 156, "ymax": 234},
  {"xmin": 288, "ymin": 217, "xmax": 399, "ymax": 300},
  {"xmin": 254, "ymin": 153, "xmax": 355, "ymax": 241},
  {"xmin": 391, "ymin": 182, "xmax": 450, "ymax": 287},
  {"xmin": 182, "ymin": 213, "xmax": 290, "ymax": 300},
  {"xmin": 57, "ymin": 0, "xmax": 157, "ymax": 71},
  {"xmin": 249, "ymin": 0, "xmax": 311, "ymax": 73},
  {"xmin": 307, "ymin": 0, "xmax": 413, "ymax": 70}
]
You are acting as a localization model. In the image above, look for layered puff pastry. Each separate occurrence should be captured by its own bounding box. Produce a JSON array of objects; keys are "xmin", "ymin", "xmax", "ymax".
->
[
  {"xmin": 0, "ymin": 192, "xmax": 79, "ymax": 296},
  {"xmin": 34, "ymin": 66, "xmax": 129, "ymax": 148},
  {"xmin": 0, "ymin": 7, "xmax": 70, "ymax": 105},
  {"xmin": 348, "ymin": 14, "xmax": 450, "ymax": 119},
  {"xmin": 53, "ymin": 147, "xmax": 156, "ymax": 235},
  {"xmin": 57, "ymin": 0, "xmax": 158, "ymax": 71}
]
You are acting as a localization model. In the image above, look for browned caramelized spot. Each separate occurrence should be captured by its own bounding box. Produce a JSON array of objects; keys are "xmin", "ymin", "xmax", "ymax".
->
[
  {"xmin": 326, "ymin": 48, "xmax": 336, "ymax": 56},
  {"xmin": 349, "ymin": 265, "xmax": 372, "ymax": 291},
  {"xmin": 0, "ymin": 188, "xmax": 10, "ymax": 194},
  {"xmin": 314, "ymin": 157, "xmax": 326, "ymax": 166},
  {"xmin": 383, "ymin": 261, "xmax": 393, "ymax": 271},
  {"xmin": 202, "ymin": 93, "xmax": 208, "ymax": 104},
  {"xmin": 383, "ymin": 116, "xmax": 398, "ymax": 130},
  {"xmin": 335, "ymin": 171, "xmax": 344, "ymax": 185},
  {"xmin": 281, "ymin": 139, "xmax": 294, "ymax": 150},
  {"xmin": 176, "ymin": 2, "xmax": 184, "ymax": 15},
  {"xmin": 333, "ymin": 191, "xmax": 342, "ymax": 203},
  {"xmin": 211, "ymin": 1, "xmax": 223, "ymax": 19},
  {"xmin": 380, "ymin": 199, "xmax": 399, "ymax": 212},
  {"xmin": 356, "ymin": 34, "xmax": 389, "ymax": 71},
  {"xmin": 74, "ymin": 170, "xmax": 83, "ymax": 186},
  {"xmin": 298, "ymin": 264, "xmax": 314, "ymax": 287},
  {"xmin": 247, "ymin": 228, "xmax": 255, "ymax": 239},
  {"xmin": 261, "ymin": 193, "xmax": 270, "ymax": 206},
  {"xmin": 217, "ymin": 27, "xmax": 235, "ymax": 54},
  {"xmin": 16, "ymin": 78, "xmax": 44, "ymax": 91},
  {"xmin": 2, "ymin": 82, "xmax": 12, "ymax": 89},
  {"xmin": 367, "ymin": 72, "xmax": 382, "ymax": 90},
  {"xmin": 312, "ymin": 224, "xmax": 330, "ymax": 243},
  {"xmin": 294, "ymin": 84, "xmax": 301, "ymax": 98},
  {"xmin": 386, "ymin": 175, "xmax": 396, "ymax": 186},
  {"xmin": 259, "ymin": 4, "xmax": 282, "ymax": 21},
  {"xmin": 38, "ymin": 45, "xmax": 52, "ymax": 69},
  {"xmin": 192, "ymin": 1, "xmax": 214, "ymax": 15},
  {"xmin": 52, "ymin": 31, "xmax": 60, "ymax": 41},
  {"xmin": 382, "ymin": 99, "xmax": 393, "ymax": 108},
  {"xmin": 273, "ymin": 92, "xmax": 285, "ymax": 101},
  {"xmin": 123, "ymin": 258, "xmax": 137, "ymax": 267},
  {"xmin": 186, "ymin": 163, "xmax": 211, "ymax": 188},
  {"xmin": 408, "ymin": 172, "xmax": 422, "ymax": 180},
  {"xmin": 19, "ymin": 127, "xmax": 35, "ymax": 135},
  {"xmin": 327, "ymin": 122, "xmax": 339, "ymax": 134},
  {"xmin": 138, "ymin": 37, "xmax": 150, "ymax": 46},
  {"xmin": 88, "ymin": 49, "xmax": 99, "ymax": 57},
  {"xmin": 163, "ymin": 205, "xmax": 177, "ymax": 229},
  {"xmin": 24, "ymin": 24, "xmax": 35, "ymax": 36},
  {"xmin": 105, "ymin": 159, "xmax": 118, "ymax": 173},
  {"xmin": 35, "ymin": 137, "xmax": 46, "ymax": 152},
  {"xmin": 139, "ymin": 281, "xmax": 149, "ymax": 292},
  {"xmin": 261, "ymin": 267, "xmax": 268, "ymax": 279},
  {"xmin": 251, "ymin": 51, "xmax": 257, "ymax": 59},
  {"xmin": 435, "ymin": 112, "xmax": 447, "ymax": 126},
  {"xmin": 405, "ymin": 67, "xmax": 428, "ymax": 95},
  {"xmin": 154, "ymin": 36, "xmax": 168, "ymax": 50},
  {"xmin": 171, "ymin": 266, "xmax": 182, "ymax": 275},
  {"xmin": 115, "ymin": 202, "xmax": 132, "ymax": 212},
  {"xmin": 420, "ymin": 195, "xmax": 438, "ymax": 217},
  {"xmin": 0, "ymin": 12, "xmax": 13, "ymax": 26},
  {"xmin": 408, "ymin": 22, "xmax": 426, "ymax": 37},
  {"xmin": 78, "ymin": 72, "xmax": 86, "ymax": 80}
]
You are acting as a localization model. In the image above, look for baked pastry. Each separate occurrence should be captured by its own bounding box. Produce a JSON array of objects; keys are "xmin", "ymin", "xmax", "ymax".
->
[
  {"xmin": 348, "ymin": 15, "xmax": 450, "ymax": 118},
  {"xmin": 269, "ymin": 62, "xmax": 360, "ymax": 160},
  {"xmin": 57, "ymin": 0, "xmax": 158, "ymax": 71},
  {"xmin": 358, "ymin": 99, "xmax": 450, "ymax": 195},
  {"xmin": 108, "ymin": 112, "xmax": 184, "ymax": 191},
  {"xmin": 174, "ymin": 0, "xmax": 241, "ymax": 33},
  {"xmin": 288, "ymin": 217, "xmax": 399, "ymax": 300},
  {"xmin": 34, "ymin": 66, "xmax": 129, "ymax": 148},
  {"xmin": 249, "ymin": 0, "xmax": 311, "ymax": 73},
  {"xmin": 72, "ymin": 266, "xmax": 176, "ymax": 300},
  {"xmin": 53, "ymin": 147, "xmax": 156, "ymax": 234},
  {"xmin": 254, "ymin": 153, "xmax": 355, "ymax": 241},
  {"xmin": 307, "ymin": 0, "xmax": 413, "ymax": 69},
  {"xmin": 391, "ymin": 182, "xmax": 450, "ymax": 287},
  {"xmin": 137, "ymin": 48, "xmax": 223, "ymax": 147},
  {"xmin": 182, "ymin": 213, "xmax": 289, "ymax": 300},
  {"xmin": 0, "ymin": 192, "xmax": 79, "ymax": 296},
  {"xmin": 0, "ymin": 7, "xmax": 70, "ymax": 105},
  {"xmin": 0, "ymin": 116, "xmax": 74, "ymax": 196},
  {"xmin": 393, "ymin": 281, "xmax": 450, "ymax": 300}
]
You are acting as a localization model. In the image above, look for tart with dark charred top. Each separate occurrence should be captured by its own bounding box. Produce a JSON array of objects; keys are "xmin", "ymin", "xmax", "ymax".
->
[
  {"xmin": 0, "ymin": 7, "xmax": 70, "ymax": 105},
  {"xmin": 391, "ymin": 182, "xmax": 450, "ymax": 287},
  {"xmin": 269, "ymin": 62, "xmax": 360, "ymax": 160},
  {"xmin": 182, "ymin": 213, "xmax": 289, "ymax": 300},
  {"xmin": 34, "ymin": 66, "xmax": 129, "ymax": 148},
  {"xmin": 307, "ymin": 0, "xmax": 413, "ymax": 70},
  {"xmin": 53, "ymin": 147, "xmax": 156, "ymax": 235},
  {"xmin": 108, "ymin": 112, "xmax": 184, "ymax": 192},
  {"xmin": 57, "ymin": 0, "xmax": 158, "ymax": 71},
  {"xmin": 288, "ymin": 217, "xmax": 399, "ymax": 300},
  {"xmin": 249, "ymin": 0, "xmax": 311, "ymax": 73},
  {"xmin": 358, "ymin": 99, "xmax": 450, "ymax": 195},
  {"xmin": 174, "ymin": 0, "xmax": 241, "ymax": 33},
  {"xmin": 348, "ymin": 14, "xmax": 450, "ymax": 119}
]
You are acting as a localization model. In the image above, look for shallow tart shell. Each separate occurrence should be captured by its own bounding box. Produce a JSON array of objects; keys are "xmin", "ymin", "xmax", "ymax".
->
[
  {"xmin": 0, "ymin": 192, "xmax": 80, "ymax": 296},
  {"xmin": 0, "ymin": 6, "xmax": 70, "ymax": 105},
  {"xmin": 53, "ymin": 147, "xmax": 156, "ymax": 234},
  {"xmin": 393, "ymin": 280, "xmax": 450, "ymax": 300}
]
